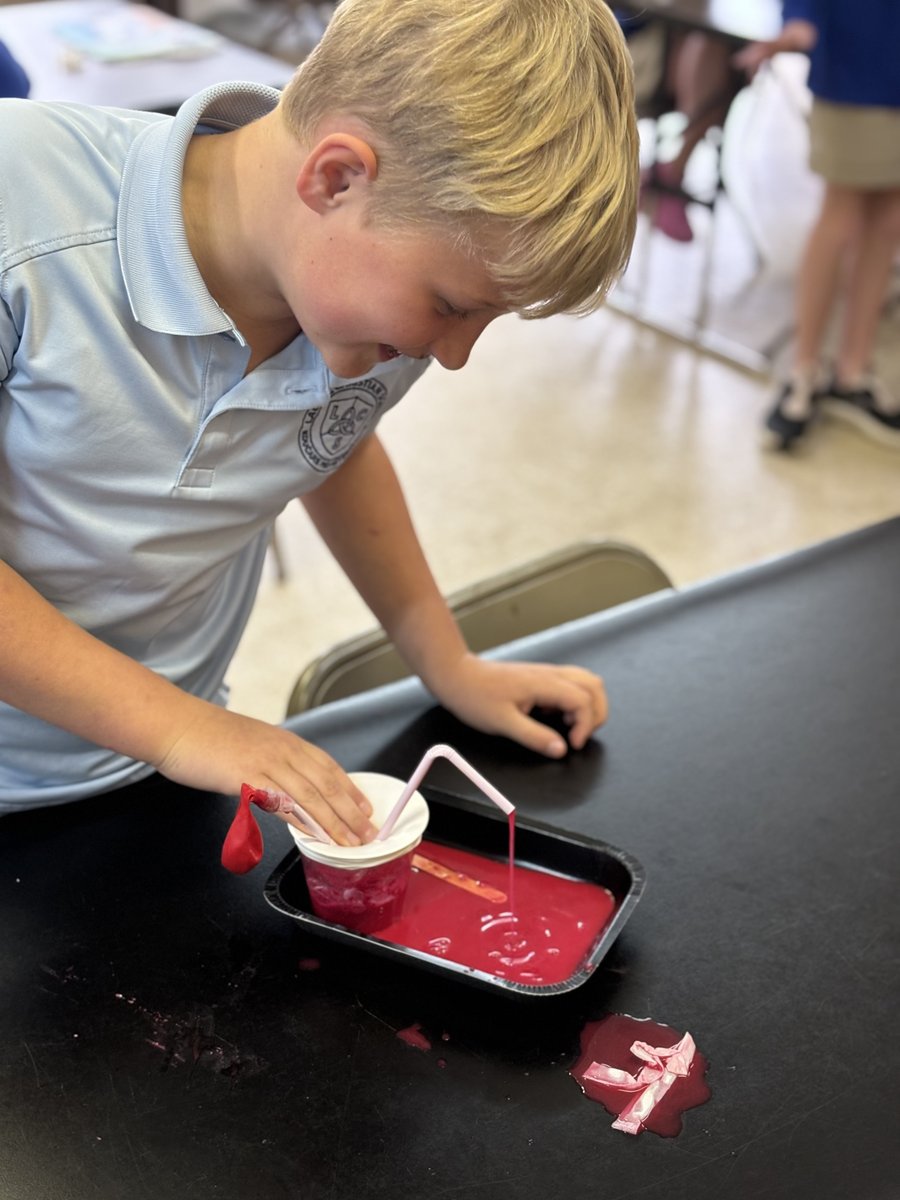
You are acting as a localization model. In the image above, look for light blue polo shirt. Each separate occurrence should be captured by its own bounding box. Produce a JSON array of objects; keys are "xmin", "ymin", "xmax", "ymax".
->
[{"xmin": 0, "ymin": 84, "xmax": 430, "ymax": 807}]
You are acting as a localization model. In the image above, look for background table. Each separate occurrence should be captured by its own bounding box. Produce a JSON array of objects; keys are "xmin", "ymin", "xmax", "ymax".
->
[
  {"xmin": 615, "ymin": 0, "xmax": 781, "ymax": 45},
  {"xmin": 1, "ymin": 518, "xmax": 898, "ymax": 1198},
  {"xmin": 0, "ymin": 0, "xmax": 293, "ymax": 111}
]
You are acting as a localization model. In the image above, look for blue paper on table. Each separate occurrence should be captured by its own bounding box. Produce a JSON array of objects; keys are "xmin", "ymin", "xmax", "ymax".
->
[{"xmin": 55, "ymin": 8, "xmax": 222, "ymax": 61}]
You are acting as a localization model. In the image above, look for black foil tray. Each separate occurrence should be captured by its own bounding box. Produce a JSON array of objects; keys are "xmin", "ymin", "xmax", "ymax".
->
[{"xmin": 263, "ymin": 789, "xmax": 646, "ymax": 998}]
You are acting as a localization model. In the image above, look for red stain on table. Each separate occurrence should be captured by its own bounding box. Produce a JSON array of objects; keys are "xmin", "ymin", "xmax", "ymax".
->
[
  {"xmin": 396, "ymin": 1022, "xmax": 432, "ymax": 1051},
  {"xmin": 570, "ymin": 1013, "xmax": 711, "ymax": 1138}
]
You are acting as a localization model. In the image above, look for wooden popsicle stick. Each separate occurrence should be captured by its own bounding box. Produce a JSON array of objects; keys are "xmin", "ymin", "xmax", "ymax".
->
[{"xmin": 412, "ymin": 854, "xmax": 507, "ymax": 904}]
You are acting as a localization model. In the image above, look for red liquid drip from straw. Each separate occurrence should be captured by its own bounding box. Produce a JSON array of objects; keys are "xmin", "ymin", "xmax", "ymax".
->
[{"xmin": 570, "ymin": 1014, "xmax": 711, "ymax": 1137}]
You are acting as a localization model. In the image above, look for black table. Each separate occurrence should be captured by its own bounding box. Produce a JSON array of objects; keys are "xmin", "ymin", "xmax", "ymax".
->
[
  {"xmin": 2, "ymin": 518, "xmax": 899, "ymax": 1199},
  {"xmin": 0, "ymin": 1, "xmax": 293, "ymax": 114}
]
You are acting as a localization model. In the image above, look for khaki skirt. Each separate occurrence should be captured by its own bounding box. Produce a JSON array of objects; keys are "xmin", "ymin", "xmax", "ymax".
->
[{"xmin": 809, "ymin": 98, "xmax": 900, "ymax": 189}]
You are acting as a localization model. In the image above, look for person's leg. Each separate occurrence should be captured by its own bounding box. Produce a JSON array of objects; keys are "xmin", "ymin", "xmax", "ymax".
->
[
  {"xmin": 821, "ymin": 187, "xmax": 900, "ymax": 445},
  {"xmin": 792, "ymin": 184, "xmax": 864, "ymax": 371},
  {"xmin": 651, "ymin": 33, "xmax": 738, "ymax": 242},
  {"xmin": 665, "ymin": 32, "xmax": 736, "ymax": 181},
  {"xmin": 764, "ymin": 184, "xmax": 864, "ymax": 448},
  {"xmin": 834, "ymin": 188, "xmax": 900, "ymax": 379}
]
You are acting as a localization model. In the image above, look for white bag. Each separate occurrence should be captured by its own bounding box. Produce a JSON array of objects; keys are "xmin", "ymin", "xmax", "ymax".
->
[{"xmin": 721, "ymin": 54, "xmax": 824, "ymax": 276}]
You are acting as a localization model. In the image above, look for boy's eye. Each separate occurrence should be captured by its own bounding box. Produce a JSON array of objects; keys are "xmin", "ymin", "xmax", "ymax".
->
[{"xmin": 439, "ymin": 300, "xmax": 468, "ymax": 320}]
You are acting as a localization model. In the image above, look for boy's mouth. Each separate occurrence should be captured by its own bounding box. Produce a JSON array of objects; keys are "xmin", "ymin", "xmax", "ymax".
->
[{"xmin": 379, "ymin": 344, "xmax": 401, "ymax": 361}]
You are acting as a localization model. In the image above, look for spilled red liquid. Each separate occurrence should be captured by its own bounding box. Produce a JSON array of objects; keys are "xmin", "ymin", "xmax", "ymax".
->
[
  {"xmin": 570, "ymin": 1014, "xmax": 711, "ymax": 1137},
  {"xmin": 372, "ymin": 839, "xmax": 616, "ymax": 986},
  {"xmin": 396, "ymin": 1022, "xmax": 432, "ymax": 1051}
]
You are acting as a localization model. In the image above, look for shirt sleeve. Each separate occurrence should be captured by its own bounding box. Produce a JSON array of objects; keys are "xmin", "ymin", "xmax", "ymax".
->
[
  {"xmin": 0, "ymin": 59, "xmax": 30, "ymax": 380},
  {"xmin": 0, "ymin": 312, "xmax": 11, "ymax": 381},
  {"xmin": 0, "ymin": 292, "xmax": 15, "ymax": 381},
  {"xmin": 781, "ymin": 1, "xmax": 818, "ymax": 25},
  {"xmin": 0, "ymin": 41, "xmax": 30, "ymax": 100}
]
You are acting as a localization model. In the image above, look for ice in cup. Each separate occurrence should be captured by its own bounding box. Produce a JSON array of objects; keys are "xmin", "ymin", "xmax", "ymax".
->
[{"xmin": 289, "ymin": 772, "xmax": 429, "ymax": 934}]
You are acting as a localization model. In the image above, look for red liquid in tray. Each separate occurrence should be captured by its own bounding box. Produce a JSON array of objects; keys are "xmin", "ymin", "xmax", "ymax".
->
[{"xmin": 371, "ymin": 839, "xmax": 617, "ymax": 986}]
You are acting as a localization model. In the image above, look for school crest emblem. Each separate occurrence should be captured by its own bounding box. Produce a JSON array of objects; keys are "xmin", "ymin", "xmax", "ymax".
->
[{"xmin": 298, "ymin": 377, "xmax": 387, "ymax": 472}]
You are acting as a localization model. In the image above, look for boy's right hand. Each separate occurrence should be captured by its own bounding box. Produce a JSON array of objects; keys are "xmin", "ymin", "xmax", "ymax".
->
[
  {"xmin": 0, "ymin": 561, "xmax": 373, "ymax": 844},
  {"xmin": 153, "ymin": 703, "xmax": 378, "ymax": 847}
]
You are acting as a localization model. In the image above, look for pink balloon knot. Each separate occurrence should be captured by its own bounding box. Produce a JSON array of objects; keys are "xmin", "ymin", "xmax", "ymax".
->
[
  {"xmin": 246, "ymin": 786, "xmax": 291, "ymax": 815},
  {"xmin": 584, "ymin": 1032, "xmax": 697, "ymax": 1135}
]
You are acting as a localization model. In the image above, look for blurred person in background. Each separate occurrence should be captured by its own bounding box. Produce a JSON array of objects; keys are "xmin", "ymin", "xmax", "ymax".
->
[
  {"xmin": 617, "ymin": 10, "xmax": 743, "ymax": 243},
  {"xmin": 0, "ymin": 40, "xmax": 29, "ymax": 98},
  {"xmin": 736, "ymin": 1, "xmax": 900, "ymax": 451}
]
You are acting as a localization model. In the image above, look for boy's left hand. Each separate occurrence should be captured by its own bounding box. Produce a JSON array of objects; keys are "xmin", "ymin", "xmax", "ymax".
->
[{"xmin": 429, "ymin": 654, "xmax": 608, "ymax": 758}]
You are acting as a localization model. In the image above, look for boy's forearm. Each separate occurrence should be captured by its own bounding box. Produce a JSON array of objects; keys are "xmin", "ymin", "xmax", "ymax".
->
[
  {"xmin": 0, "ymin": 559, "xmax": 200, "ymax": 765},
  {"xmin": 300, "ymin": 435, "xmax": 470, "ymax": 691},
  {"xmin": 0, "ymin": 561, "xmax": 383, "ymax": 842}
]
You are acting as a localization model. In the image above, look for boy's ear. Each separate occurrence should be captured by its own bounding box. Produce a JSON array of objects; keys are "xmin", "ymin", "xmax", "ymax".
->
[{"xmin": 295, "ymin": 134, "xmax": 378, "ymax": 214}]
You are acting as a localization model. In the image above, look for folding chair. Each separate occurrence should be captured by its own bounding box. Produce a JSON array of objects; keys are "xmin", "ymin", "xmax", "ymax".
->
[{"xmin": 285, "ymin": 539, "xmax": 674, "ymax": 715}]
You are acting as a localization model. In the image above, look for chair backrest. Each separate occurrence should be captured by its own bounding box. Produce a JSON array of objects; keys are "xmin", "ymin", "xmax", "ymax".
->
[{"xmin": 286, "ymin": 540, "xmax": 674, "ymax": 715}]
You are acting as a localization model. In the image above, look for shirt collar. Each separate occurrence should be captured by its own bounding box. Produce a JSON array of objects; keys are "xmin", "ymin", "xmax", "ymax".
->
[{"xmin": 117, "ymin": 82, "xmax": 280, "ymax": 337}]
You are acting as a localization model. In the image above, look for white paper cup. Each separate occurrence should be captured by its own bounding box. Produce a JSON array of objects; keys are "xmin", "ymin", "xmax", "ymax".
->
[{"xmin": 290, "ymin": 772, "xmax": 429, "ymax": 933}]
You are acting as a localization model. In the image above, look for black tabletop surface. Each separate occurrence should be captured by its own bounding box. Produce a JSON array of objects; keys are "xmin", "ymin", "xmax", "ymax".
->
[{"xmin": 2, "ymin": 518, "xmax": 899, "ymax": 1199}]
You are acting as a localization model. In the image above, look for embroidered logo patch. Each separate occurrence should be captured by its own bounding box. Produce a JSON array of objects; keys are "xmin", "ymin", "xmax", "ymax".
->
[{"xmin": 298, "ymin": 377, "xmax": 387, "ymax": 472}]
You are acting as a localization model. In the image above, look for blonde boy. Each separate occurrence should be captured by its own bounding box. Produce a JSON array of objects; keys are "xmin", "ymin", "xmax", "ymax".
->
[{"xmin": 0, "ymin": 0, "xmax": 637, "ymax": 841}]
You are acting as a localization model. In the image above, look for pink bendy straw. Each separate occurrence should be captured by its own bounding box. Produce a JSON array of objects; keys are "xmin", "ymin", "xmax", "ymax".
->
[{"xmin": 376, "ymin": 743, "xmax": 515, "ymax": 841}]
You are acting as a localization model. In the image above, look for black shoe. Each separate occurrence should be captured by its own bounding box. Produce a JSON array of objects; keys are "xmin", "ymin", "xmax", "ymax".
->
[
  {"xmin": 820, "ymin": 376, "xmax": 900, "ymax": 448},
  {"xmin": 763, "ymin": 377, "xmax": 821, "ymax": 451}
]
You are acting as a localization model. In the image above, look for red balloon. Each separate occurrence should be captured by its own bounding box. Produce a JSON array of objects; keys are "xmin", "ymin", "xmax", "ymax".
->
[{"xmin": 221, "ymin": 785, "xmax": 264, "ymax": 874}]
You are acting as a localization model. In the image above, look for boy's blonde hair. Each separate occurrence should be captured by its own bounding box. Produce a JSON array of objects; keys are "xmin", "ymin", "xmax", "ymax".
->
[{"xmin": 280, "ymin": 0, "xmax": 638, "ymax": 318}]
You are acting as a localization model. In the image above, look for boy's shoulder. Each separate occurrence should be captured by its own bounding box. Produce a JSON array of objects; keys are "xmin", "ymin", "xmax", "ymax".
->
[
  {"xmin": 0, "ymin": 99, "xmax": 165, "ymax": 265},
  {"xmin": 0, "ymin": 98, "xmax": 165, "ymax": 179}
]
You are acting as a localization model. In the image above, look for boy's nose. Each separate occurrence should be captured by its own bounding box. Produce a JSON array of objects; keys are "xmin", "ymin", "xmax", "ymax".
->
[{"xmin": 430, "ymin": 316, "xmax": 494, "ymax": 370}]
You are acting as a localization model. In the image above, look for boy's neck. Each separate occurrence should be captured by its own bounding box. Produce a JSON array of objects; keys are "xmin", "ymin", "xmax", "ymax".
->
[{"xmin": 181, "ymin": 111, "xmax": 303, "ymax": 371}]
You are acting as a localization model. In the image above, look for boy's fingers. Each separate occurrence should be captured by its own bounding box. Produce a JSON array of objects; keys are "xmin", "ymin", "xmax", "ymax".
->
[
  {"xmin": 505, "ymin": 711, "xmax": 570, "ymax": 758},
  {"xmin": 288, "ymin": 775, "xmax": 378, "ymax": 846},
  {"xmin": 564, "ymin": 706, "xmax": 598, "ymax": 751},
  {"xmin": 298, "ymin": 741, "xmax": 375, "ymax": 817},
  {"xmin": 514, "ymin": 672, "xmax": 607, "ymax": 754},
  {"xmin": 529, "ymin": 672, "xmax": 608, "ymax": 730},
  {"xmin": 264, "ymin": 746, "xmax": 378, "ymax": 846}
]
